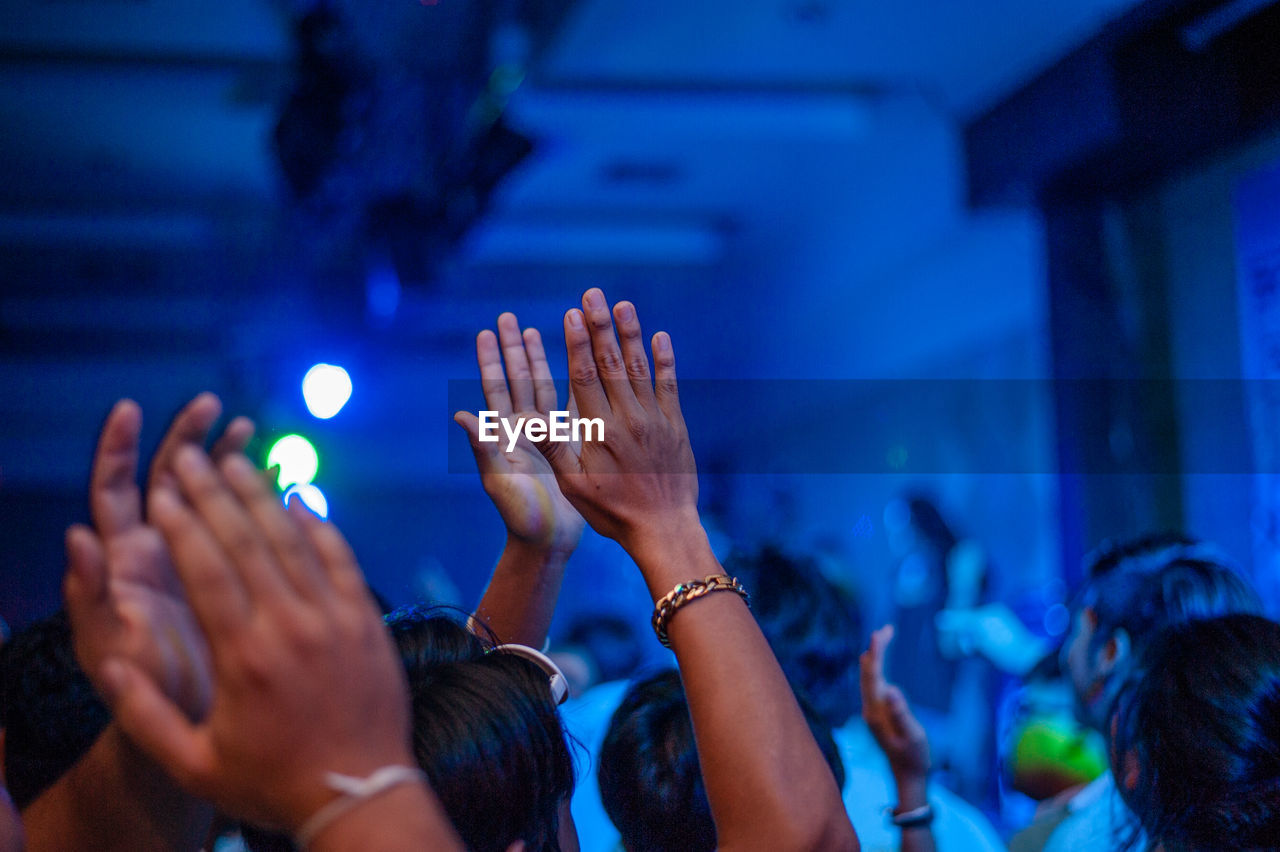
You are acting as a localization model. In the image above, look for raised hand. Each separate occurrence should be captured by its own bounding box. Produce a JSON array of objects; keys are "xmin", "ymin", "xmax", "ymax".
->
[
  {"xmin": 63, "ymin": 394, "xmax": 254, "ymax": 719},
  {"xmin": 861, "ymin": 625, "xmax": 931, "ymax": 788},
  {"xmin": 454, "ymin": 312, "xmax": 583, "ymax": 555},
  {"xmin": 533, "ymin": 288, "xmax": 698, "ymax": 554},
  {"xmin": 103, "ymin": 447, "xmax": 434, "ymax": 840}
]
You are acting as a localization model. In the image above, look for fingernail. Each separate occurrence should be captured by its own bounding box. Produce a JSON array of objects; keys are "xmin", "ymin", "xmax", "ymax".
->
[
  {"xmin": 584, "ymin": 289, "xmax": 605, "ymax": 310},
  {"xmin": 656, "ymin": 331, "xmax": 671, "ymax": 352},
  {"xmin": 616, "ymin": 302, "xmax": 636, "ymax": 323},
  {"xmin": 567, "ymin": 309, "xmax": 584, "ymax": 329}
]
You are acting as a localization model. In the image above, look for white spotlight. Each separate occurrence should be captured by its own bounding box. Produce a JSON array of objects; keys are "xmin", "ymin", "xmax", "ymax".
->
[
  {"xmin": 302, "ymin": 364, "xmax": 353, "ymax": 419},
  {"xmin": 283, "ymin": 483, "xmax": 330, "ymax": 519}
]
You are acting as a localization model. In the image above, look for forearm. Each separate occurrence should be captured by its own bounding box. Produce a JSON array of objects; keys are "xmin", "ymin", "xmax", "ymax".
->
[
  {"xmin": 22, "ymin": 723, "xmax": 211, "ymax": 852},
  {"xmin": 628, "ymin": 517, "xmax": 858, "ymax": 852},
  {"xmin": 472, "ymin": 537, "xmax": 571, "ymax": 647}
]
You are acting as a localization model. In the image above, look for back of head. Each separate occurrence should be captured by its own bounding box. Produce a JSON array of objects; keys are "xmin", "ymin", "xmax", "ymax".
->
[
  {"xmin": 0, "ymin": 611, "xmax": 109, "ymax": 810},
  {"xmin": 1114, "ymin": 614, "xmax": 1280, "ymax": 852},
  {"xmin": 1070, "ymin": 534, "xmax": 1262, "ymax": 726},
  {"xmin": 599, "ymin": 669, "xmax": 844, "ymax": 852},
  {"xmin": 388, "ymin": 607, "xmax": 576, "ymax": 852},
  {"xmin": 1085, "ymin": 534, "xmax": 1260, "ymax": 637},
  {"xmin": 725, "ymin": 546, "xmax": 863, "ymax": 728}
]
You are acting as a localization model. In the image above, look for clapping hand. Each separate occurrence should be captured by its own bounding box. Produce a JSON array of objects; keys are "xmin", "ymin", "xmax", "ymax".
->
[
  {"xmin": 533, "ymin": 289, "xmax": 698, "ymax": 556},
  {"xmin": 64, "ymin": 394, "xmax": 253, "ymax": 718},
  {"xmin": 454, "ymin": 313, "xmax": 584, "ymax": 556}
]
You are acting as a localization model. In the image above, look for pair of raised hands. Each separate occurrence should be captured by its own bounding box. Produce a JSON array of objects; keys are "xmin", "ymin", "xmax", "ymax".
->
[
  {"xmin": 63, "ymin": 395, "xmax": 425, "ymax": 838},
  {"xmin": 62, "ymin": 289, "xmax": 695, "ymax": 844},
  {"xmin": 454, "ymin": 288, "xmax": 697, "ymax": 558}
]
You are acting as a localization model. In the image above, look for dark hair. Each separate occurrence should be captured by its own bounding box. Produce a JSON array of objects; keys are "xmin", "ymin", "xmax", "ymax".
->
[
  {"xmin": 390, "ymin": 607, "xmax": 575, "ymax": 852},
  {"xmin": 1113, "ymin": 615, "xmax": 1280, "ymax": 852},
  {"xmin": 904, "ymin": 495, "xmax": 958, "ymax": 556},
  {"xmin": 599, "ymin": 669, "xmax": 844, "ymax": 852},
  {"xmin": 1081, "ymin": 534, "xmax": 1261, "ymax": 662},
  {"xmin": 724, "ymin": 546, "xmax": 863, "ymax": 728},
  {"xmin": 0, "ymin": 610, "xmax": 110, "ymax": 809},
  {"xmin": 244, "ymin": 606, "xmax": 577, "ymax": 852}
]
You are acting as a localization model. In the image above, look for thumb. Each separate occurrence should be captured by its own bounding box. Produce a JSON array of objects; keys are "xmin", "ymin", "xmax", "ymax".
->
[
  {"xmin": 454, "ymin": 411, "xmax": 499, "ymax": 465},
  {"xmin": 64, "ymin": 524, "xmax": 108, "ymax": 615},
  {"xmin": 100, "ymin": 657, "xmax": 214, "ymax": 793},
  {"xmin": 530, "ymin": 419, "xmax": 580, "ymax": 479}
]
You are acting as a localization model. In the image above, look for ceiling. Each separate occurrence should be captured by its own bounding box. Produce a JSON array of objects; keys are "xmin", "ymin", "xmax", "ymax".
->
[{"xmin": 0, "ymin": 0, "xmax": 1148, "ymax": 494}]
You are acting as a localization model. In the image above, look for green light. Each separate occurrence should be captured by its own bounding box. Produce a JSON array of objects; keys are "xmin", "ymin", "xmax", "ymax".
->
[{"xmin": 267, "ymin": 434, "xmax": 319, "ymax": 489}]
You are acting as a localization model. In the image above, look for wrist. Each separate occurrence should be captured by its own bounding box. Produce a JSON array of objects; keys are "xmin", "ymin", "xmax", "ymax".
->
[
  {"xmin": 502, "ymin": 534, "xmax": 576, "ymax": 566},
  {"xmin": 894, "ymin": 775, "xmax": 930, "ymax": 810},
  {"xmin": 301, "ymin": 776, "xmax": 445, "ymax": 851},
  {"xmin": 621, "ymin": 513, "xmax": 716, "ymax": 598}
]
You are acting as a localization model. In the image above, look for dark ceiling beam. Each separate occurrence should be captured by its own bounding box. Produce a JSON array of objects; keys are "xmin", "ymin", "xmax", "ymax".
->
[
  {"xmin": 965, "ymin": 0, "xmax": 1280, "ymax": 205},
  {"xmin": 0, "ymin": 43, "xmax": 288, "ymax": 75}
]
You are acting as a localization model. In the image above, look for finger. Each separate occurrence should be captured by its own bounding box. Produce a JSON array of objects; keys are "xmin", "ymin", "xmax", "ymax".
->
[
  {"xmin": 522, "ymin": 327, "xmax": 558, "ymax": 414},
  {"xmin": 455, "ymin": 411, "xmax": 502, "ymax": 472},
  {"xmin": 210, "ymin": 416, "xmax": 256, "ymax": 462},
  {"xmin": 566, "ymin": 389, "xmax": 581, "ymax": 454},
  {"xmin": 476, "ymin": 330, "xmax": 513, "ymax": 416},
  {"xmin": 149, "ymin": 485, "xmax": 251, "ymax": 634},
  {"xmin": 497, "ymin": 313, "xmax": 536, "ymax": 413},
  {"xmin": 148, "ymin": 393, "xmax": 223, "ymax": 494},
  {"xmin": 613, "ymin": 301, "xmax": 655, "ymax": 406},
  {"xmin": 220, "ymin": 453, "xmax": 327, "ymax": 600},
  {"xmin": 650, "ymin": 332, "xmax": 683, "ymax": 420},
  {"xmin": 563, "ymin": 307, "xmax": 610, "ymax": 419},
  {"xmin": 859, "ymin": 624, "xmax": 894, "ymax": 699},
  {"xmin": 170, "ymin": 446, "xmax": 292, "ymax": 606},
  {"xmin": 99, "ymin": 657, "xmax": 214, "ymax": 793},
  {"xmin": 533, "ymin": 416, "xmax": 583, "ymax": 479},
  {"xmin": 64, "ymin": 525, "xmax": 108, "ymax": 633},
  {"xmin": 289, "ymin": 502, "xmax": 368, "ymax": 602},
  {"xmin": 883, "ymin": 685, "xmax": 916, "ymax": 736},
  {"xmin": 90, "ymin": 399, "xmax": 145, "ymax": 536},
  {"xmin": 581, "ymin": 288, "xmax": 638, "ymax": 413}
]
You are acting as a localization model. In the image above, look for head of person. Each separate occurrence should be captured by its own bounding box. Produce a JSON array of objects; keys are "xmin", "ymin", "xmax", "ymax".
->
[
  {"xmin": 598, "ymin": 669, "xmax": 844, "ymax": 852},
  {"xmin": 0, "ymin": 610, "xmax": 109, "ymax": 810},
  {"xmin": 884, "ymin": 495, "xmax": 958, "ymax": 560},
  {"xmin": 1112, "ymin": 614, "xmax": 1280, "ymax": 851},
  {"xmin": 389, "ymin": 606, "xmax": 578, "ymax": 852},
  {"xmin": 1062, "ymin": 533, "xmax": 1262, "ymax": 731},
  {"xmin": 724, "ymin": 546, "xmax": 863, "ymax": 729},
  {"xmin": 243, "ymin": 606, "xmax": 578, "ymax": 852},
  {"xmin": 555, "ymin": 614, "xmax": 643, "ymax": 693}
]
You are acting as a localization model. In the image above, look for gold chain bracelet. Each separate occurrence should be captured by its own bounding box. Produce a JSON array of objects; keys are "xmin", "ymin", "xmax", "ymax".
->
[{"xmin": 651, "ymin": 574, "xmax": 749, "ymax": 647}]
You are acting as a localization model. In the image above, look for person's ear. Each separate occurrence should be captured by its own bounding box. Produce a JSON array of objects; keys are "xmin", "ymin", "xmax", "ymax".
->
[
  {"xmin": 1099, "ymin": 629, "xmax": 1131, "ymax": 675},
  {"xmin": 505, "ymin": 840, "xmax": 527, "ymax": 852},
  {"xmin": 1122, "ymin": 749, "xmax": 1141, "ymax": 791}
]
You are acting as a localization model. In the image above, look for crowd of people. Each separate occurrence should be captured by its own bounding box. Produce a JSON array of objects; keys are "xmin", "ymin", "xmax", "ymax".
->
[{"xmin": 1, "ymin": 288, "xmax": 1279, "ymax": 851}]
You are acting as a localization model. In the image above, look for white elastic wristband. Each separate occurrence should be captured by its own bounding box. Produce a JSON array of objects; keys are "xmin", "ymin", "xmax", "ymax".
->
[{"xmin": 295, "ymin": 765, "xmax": 427, "ymax": 848}]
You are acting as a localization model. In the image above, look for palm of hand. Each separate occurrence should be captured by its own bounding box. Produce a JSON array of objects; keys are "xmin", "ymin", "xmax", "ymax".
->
[
  {"xmin": 79, "ymin": 526, "xmax": 213, "ymax": 720},
  {"xmin": 480, "ymin": 430, "xmax": 583, "ymax": 553}
]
